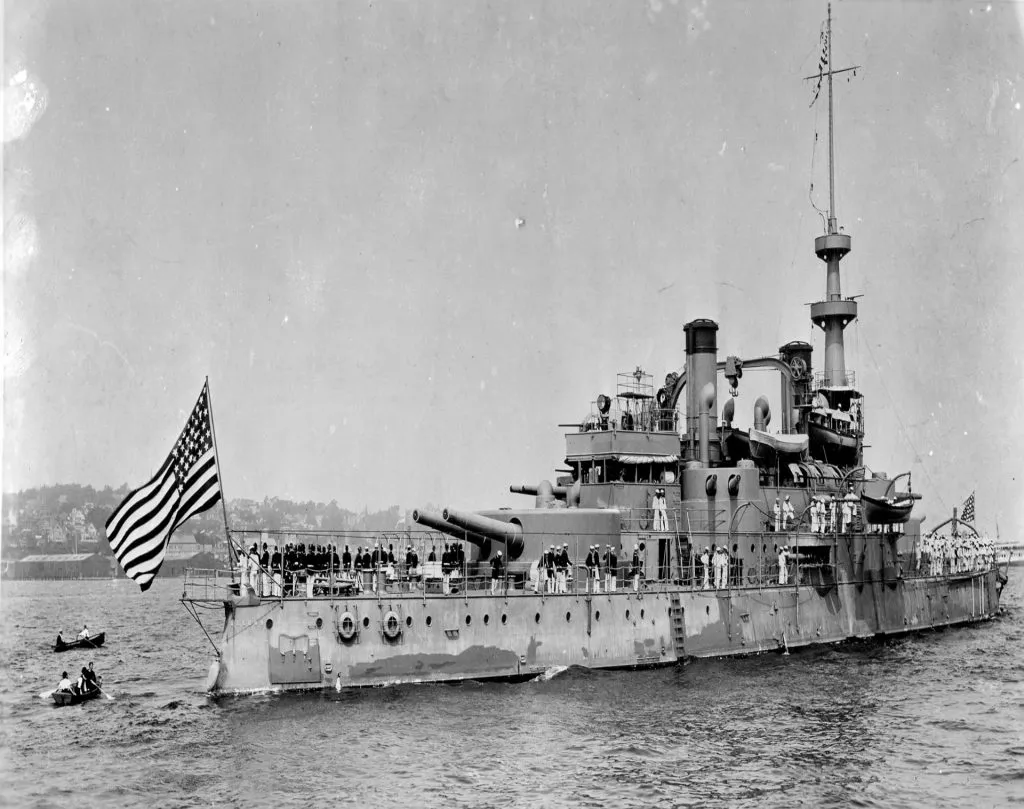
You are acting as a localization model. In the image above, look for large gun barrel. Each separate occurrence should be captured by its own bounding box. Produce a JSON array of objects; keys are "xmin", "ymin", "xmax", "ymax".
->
[
  {"xmin": 412, "ymin": 508, "xmax": 494, "ymax": 559},
  {"xmin": 412, "ymin": 509, "xmax": 460, "ymax": 536},
  {"xmin": 442, "ymin": 507, "xmax": 526, "ymax": 560}
]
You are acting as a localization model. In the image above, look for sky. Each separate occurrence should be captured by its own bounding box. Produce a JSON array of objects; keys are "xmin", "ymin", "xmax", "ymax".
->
[{"xmin": 3, "ymin": 0, "xmax": 1023, "ymax": 539}]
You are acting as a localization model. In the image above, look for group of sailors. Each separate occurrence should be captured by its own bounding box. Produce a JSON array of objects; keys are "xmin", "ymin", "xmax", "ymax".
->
[
  {"xmin": 237, "ymin": 539, "xmax": 482, "ymax": 597},
  {"xmin": 529, "ymin": 543, "xmax": 644, "ymax": 593},
  {"xmin": 697, "ymin": 546, "xmax": 734, "ymax": 589},
  {"xmin": 772, "ymin": 489, "xmax": 860, "ymax": 534},
  {"xmin": 918, "ymin": 533, "xmax": 996, "ymax": 576},
  {"xmin": 695, "ymin": 544, "xmax": 796, "ymax": 588}
]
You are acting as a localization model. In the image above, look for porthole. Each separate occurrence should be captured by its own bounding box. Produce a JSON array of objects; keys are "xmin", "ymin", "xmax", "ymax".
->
[
  {"xmin": 405, "ymin": 616, "xmax": 413, "ymax": 627},
  {"xmin": 640, "ymin": 609, "xmax": 645, "ymax": 620},
  {"xmin": 426, "ymin": 616, "xmax": 432, "ymax": 627},
  {"xmin": 706, "ymin": 605, "xmax": 710, "ymax": 616},
  {"xmin": 750, "ymin": 544, "xmax": 755, "ymax": 553},
  {"xmin": 265, "ymin": 618, "xmax": 273, "ymax": 630},
  {"xmin": 315, "ymin": 617, "xmax": 323, "ymax": 629},
  {"xmin": 626, "ymin": 609, "xmax": 631, "ymax": 620},
  {"xmin": 731, "ymin": 544, "xmax": 738, "ymax": 554},
  {"xmin": 363, "ymin": 617, "xmax": 370, "ymax": 628},
  {"xmin": 535, "ymin": 612, "xmax": 541, "ymax": 624},
  {"xmin": 465, "ymin": 615, "xmax": 472, "ymax": 626},
  {"xmin": 501, "ymin": 614, "xmax": 507, "ymax": 625},
  {"xmin": 595, "ymin": 610, "xmax": 601, "ymax": 621},
  {"xmin": 484, "ymin": 614, "xmax": 490, "ymax": 625},
  {"xmin": 565, "ymin": 611, "xmax": 571, "ymax": 623}
]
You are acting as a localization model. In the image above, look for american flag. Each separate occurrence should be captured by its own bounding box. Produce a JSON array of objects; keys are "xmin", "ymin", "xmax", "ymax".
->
[
  {"xmin": 961, "ymin": 492, "xmax": 976, "ymax": 524},
  {"xmin": 105, "ymin": 383, "xmax": 222, "ymax": 591}
]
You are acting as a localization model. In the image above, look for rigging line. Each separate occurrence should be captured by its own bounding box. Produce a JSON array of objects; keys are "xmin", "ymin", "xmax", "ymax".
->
[
  {"xmin": 181, "ymin": 600, "xmax": 221, "ymax": 656},
  {"xmin": 860, "ymin": 337, "xmax": 949, "ymax": 515},
  {"xmin": 808, "ymin": 104, "xmax": 828, "ymax": 231}
]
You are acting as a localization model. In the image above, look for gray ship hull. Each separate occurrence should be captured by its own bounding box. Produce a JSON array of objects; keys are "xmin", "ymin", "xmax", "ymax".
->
[{"xmin": 196, "ymin": 567, "xmax": 1001, "ymax": 694}]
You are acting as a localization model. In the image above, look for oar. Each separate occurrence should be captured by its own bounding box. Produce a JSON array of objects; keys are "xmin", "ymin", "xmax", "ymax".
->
[
  {"xmin": 38, "ymin": 688, "xmax": 56, "ymax": 699},
  {"xmin": 95, "ymin": 682, "xmax": 113, "ymax": 701}
]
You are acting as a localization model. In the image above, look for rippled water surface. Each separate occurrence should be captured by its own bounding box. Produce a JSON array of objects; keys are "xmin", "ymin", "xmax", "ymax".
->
[{"xmin": 1, "ymin": 579, "xmax": 1023, "ymax": 808}]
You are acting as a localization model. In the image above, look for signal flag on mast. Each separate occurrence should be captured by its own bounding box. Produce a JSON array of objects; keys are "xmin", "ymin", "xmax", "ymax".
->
[{"xmin": 105, "ymin": 382, "xmax": 222, "ymax": 591}]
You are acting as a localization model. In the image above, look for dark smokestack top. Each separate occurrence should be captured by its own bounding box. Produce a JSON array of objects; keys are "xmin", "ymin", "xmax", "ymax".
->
[{"xmin": 684, "ymin": 319, "xmax": 719, "ymax": 355}]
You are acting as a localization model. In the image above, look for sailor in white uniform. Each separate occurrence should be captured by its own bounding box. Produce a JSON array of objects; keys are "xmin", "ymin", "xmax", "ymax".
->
[{"xmin": 782, "ymin": 496, "xmax": 795, "ymax": 531}]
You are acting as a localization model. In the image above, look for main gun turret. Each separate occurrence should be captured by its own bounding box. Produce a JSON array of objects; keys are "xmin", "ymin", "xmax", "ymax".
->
[{"xmin": 412, "ymin": 507, "xmax": 526, "ymax": 561}]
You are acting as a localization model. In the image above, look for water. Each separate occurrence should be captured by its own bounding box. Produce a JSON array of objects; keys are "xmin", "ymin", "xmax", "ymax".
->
[{"xmin": 2, "ymin": 578, "xmax": 1022, "ymax": 808}]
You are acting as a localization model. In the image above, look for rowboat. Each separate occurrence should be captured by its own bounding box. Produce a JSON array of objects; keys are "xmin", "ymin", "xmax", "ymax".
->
[
  {"xmin": 52, "ymin": 685, "xmax": 102, "ymax": 706},
  {"xmin": 53, "ymin": 632, "xmax": 105, "ymax": 652}
]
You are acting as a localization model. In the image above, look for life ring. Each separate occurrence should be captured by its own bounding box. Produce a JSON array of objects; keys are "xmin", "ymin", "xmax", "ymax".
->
[
  {"xmin": 382, "ymin": 611, "xmax": 402, "ymax": 640},
  {"xmin": 338, "ymin": 611, "xmax": 358, "ymax": 642}
]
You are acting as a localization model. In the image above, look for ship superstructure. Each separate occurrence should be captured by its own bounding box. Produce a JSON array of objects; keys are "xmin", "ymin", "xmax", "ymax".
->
[{"xmin": 181, "ymin": 6, "xmax": 1005, "ymax": 694}]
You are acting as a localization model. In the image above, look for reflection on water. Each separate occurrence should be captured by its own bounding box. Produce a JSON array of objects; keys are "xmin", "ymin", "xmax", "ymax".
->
[{"xmin": 1, "ymin": 579, "xmax": 1021, "ymax": 808}]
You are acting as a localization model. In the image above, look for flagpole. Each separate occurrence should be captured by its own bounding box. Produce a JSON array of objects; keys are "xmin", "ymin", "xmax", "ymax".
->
[{"xmin": 204, "ymin": 377, "xmax": 238, "ymax": 576}]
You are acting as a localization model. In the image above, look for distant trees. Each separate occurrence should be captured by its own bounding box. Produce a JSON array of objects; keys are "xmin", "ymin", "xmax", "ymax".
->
[{"xmin": 4, "ymin": 483, "xmax": 407, "ymax": 539}]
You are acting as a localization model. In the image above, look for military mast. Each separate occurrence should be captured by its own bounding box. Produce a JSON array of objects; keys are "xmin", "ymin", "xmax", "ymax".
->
[
  {"xmin": 807, "ymin": 3, "xmax": 859, "ymax": 388},
  {"xmin": 803, "ymin": 4, "xmax": 865, "ymax": 467}
]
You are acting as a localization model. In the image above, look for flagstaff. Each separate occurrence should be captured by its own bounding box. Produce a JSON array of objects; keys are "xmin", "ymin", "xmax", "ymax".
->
[{"xmin": 204, "ymin": 376, "xmax": 239, "ymax": 576}]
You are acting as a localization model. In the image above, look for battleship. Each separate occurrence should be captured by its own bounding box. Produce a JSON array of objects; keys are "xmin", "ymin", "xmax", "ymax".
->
[{"xmin": 180, "ymin": 7, "xmax": 1007, "ymax": 694}]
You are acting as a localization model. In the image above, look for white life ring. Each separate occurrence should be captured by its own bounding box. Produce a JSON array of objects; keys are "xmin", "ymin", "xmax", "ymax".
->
[
  {"xmin": 338, "ymin": 611, "xmax": 358, "ymax": 642},
  {"xmin": 382, "ymin": 611, "xmax": 402, "ymax": 640}
]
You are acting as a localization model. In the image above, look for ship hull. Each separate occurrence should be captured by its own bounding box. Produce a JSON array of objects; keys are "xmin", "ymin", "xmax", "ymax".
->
[{"xmin": 199, "ymin": 567, "xmax": 1002, "ymax": 694}]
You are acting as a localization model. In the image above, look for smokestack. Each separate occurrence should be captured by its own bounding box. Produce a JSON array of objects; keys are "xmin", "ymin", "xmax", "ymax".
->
[{"xmin": 684, "ymin": 319, "xmax": 719, "ymax": 461}]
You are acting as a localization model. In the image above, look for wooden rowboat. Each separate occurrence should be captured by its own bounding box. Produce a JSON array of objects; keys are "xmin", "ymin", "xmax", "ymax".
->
[
  {"xmin": 52, "ymin": 685, "xmax": 102, "ymax": 706},
  {"xmin": 53, "ymin": 632, "xmax": 105, "ymax": 653}
]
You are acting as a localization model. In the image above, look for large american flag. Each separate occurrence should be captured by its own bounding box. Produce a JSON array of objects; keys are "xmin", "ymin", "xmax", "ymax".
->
[
  {"xmin": 105, "ymin": 383, "xmax": 222, "ymax": 591},
  {"xmin": 961, "ymin": 491, "xmax": 976, "ymax": 524}
]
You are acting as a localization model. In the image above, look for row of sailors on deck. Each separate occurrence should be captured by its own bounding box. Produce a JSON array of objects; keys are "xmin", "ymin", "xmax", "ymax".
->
[
  {"xmin": 698, "ymin": 545, "xmax": 795, "ymax": 588},
  {"xmin": 238, "ymin": 540, "xmax": 480, "ymax": 597},
  {"xmin": 918, "ymin": 534, "xmax": 996, "ymax": 576},
  {"xmin": 773, "ymin": 492, "xmax": 860, "ymax": 533},
  {"xmin": 530, "ymin": 544, "xmax": 645, "ymax": 594}
]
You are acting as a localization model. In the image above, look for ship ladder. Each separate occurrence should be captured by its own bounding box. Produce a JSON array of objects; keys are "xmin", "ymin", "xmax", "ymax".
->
[{"xmin": 669, "ymin": 594, "xmax": 686, "ymax": 661}]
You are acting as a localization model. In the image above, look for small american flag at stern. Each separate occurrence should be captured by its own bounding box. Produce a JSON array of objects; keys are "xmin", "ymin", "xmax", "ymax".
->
[
  {"xmin": 105, "ymin": 382, "xmax": 222, "ymax": 591},
  {"xmin": 961, "ymin": 492, "xmax": 976, "ymax": 524}
]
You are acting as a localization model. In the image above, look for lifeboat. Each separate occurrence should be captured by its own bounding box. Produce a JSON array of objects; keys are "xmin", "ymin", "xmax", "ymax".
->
[
  {"xmin": 748, "ymin": 428, "xmax": 809, "ymax": 460},
  {"xmin": 860, "ymin": 493, "xmax": 915, "ymax": 524}
]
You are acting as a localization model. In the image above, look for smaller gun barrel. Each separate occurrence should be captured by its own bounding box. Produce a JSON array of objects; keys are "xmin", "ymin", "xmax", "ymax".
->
[{"xmin": 509, "ymin": 484, "xmax": 567, "ymax": 498}]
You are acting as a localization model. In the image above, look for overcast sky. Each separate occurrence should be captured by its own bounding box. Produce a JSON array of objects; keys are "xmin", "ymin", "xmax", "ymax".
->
[{"xmin": 4, "ymin": 1, "xmax": 1022, "ymax": 538}]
